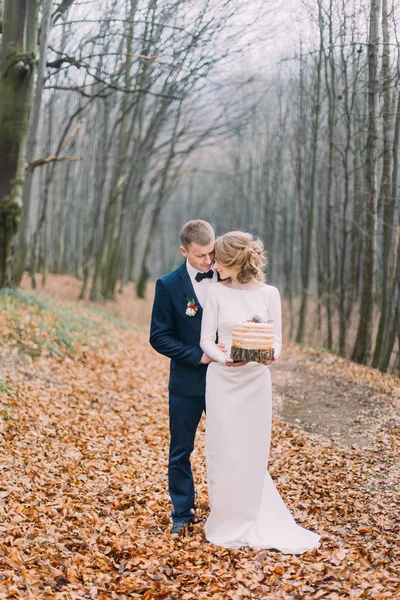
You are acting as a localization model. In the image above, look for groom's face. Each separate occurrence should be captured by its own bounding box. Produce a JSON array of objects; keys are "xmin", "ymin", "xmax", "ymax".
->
[{"xmin": 180, "ymin": 241, "xmax": 215, "ymax": 272}]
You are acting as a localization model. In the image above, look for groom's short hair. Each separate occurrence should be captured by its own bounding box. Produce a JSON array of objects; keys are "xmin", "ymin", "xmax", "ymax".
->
[{"xmin": 180, "ymin": 220, "xmax": 215, "ymax": 249}]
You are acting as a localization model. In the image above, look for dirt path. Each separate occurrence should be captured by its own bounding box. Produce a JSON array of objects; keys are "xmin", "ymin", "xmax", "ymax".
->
[
  {"xmin": 272, "ymin": 348, "xmax": 400, "ymax": 450},
  {"xmin": 271, "ymin": 348, "xmax": 400, "ymax": 503}
]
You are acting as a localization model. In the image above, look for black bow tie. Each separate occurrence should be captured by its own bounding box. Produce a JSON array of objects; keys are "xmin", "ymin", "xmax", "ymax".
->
[{"xmin": 195, "ymin": 270, "xmax": 214, "ymax": 283}]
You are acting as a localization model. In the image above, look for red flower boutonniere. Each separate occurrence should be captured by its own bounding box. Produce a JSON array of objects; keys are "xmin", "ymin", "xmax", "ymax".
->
[{"xmin": 185, "ymin": 297, "xmax": 199, "ymax": 317}]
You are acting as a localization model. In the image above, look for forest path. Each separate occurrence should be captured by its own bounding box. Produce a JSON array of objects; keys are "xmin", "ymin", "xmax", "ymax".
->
[{"xmin": 272, "ymin": 347, "xmax": 400, "ymax": 451}]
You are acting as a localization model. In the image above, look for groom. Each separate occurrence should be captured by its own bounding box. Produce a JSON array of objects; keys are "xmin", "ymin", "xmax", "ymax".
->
[{"xmin": 150, "ymin": 220, "xmax": 222, "ymax": 535}]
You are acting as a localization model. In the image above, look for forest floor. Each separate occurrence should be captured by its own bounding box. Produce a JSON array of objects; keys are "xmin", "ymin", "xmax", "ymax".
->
[{"xmin": 0, "ymin": 274, "xmax": 398, "ymax": 599}]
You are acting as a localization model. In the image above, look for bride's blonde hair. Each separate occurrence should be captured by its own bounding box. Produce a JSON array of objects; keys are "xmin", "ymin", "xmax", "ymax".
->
[{"xmin": 214, "ymin": 231, "xmax": 267, "ymax": 283}]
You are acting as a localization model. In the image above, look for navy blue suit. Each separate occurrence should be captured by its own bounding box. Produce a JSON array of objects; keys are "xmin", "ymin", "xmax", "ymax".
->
[{"xmin": 150, "ymin": 262, "xmax": 207, "ymax": 522}]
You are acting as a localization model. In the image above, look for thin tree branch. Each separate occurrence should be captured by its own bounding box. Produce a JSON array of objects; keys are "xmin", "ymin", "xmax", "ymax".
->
[
  {"xmin": 27, "ymin": 156, "xmax": 81, "ymax": 169},
  {"xmin": 44, "ymin": 84, "xmax": 181, "ymax": 101}
]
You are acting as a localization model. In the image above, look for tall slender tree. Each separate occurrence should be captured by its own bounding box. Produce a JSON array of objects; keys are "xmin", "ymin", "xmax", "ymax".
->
[
  {"xmin": 352, "ymin": 0, "xmax": 381, "ymax": 365},
  {"xmin": 372, "ymin": 0, "xmax": 395, "ymax": 368},
  {"xmin": 296, "ymin": 1, "xmax": 323, "ymax": 344}
]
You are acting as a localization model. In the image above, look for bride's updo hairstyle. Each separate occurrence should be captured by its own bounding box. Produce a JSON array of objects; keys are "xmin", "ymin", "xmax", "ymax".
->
[{"xmin": 215, "ymin": 231, "xmax": 267, "ymax": 283}]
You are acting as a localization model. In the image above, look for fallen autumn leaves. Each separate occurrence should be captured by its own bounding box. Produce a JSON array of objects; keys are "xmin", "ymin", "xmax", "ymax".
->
[{"xmin": 0, "ymin": 289, "xmax": 399, "ymax": 599}]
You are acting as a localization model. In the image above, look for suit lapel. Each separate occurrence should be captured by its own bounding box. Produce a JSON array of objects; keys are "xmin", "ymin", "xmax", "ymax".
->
[{"xmin": 178, "ymin": 262, "xmax": 203, "ymax": 318}]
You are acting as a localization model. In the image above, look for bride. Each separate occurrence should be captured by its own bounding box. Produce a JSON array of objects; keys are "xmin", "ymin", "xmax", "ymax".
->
[{"xmin": 200, "ymin": 231, "xmax": 321, "ymax": 553}]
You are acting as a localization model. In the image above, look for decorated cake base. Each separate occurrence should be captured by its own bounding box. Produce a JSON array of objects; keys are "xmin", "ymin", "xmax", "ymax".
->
[
  {"xmin": 230, "ymin": 346, "xmax": 274, "ymax": 362},
  {"xmin": 230, "ymin": 316, "xmax": 274, "ymax": 363}
]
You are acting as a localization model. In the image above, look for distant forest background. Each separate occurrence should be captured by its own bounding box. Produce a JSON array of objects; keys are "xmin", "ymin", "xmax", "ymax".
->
[{"xmin": 0, "ymin": 0, "xmax": 399, "ymax": 374}]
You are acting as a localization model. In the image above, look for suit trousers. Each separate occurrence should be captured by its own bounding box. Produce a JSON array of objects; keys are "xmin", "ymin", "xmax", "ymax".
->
[{"xmin": 168, "ymin": 393, "xmax": 205, "ymax": 522}]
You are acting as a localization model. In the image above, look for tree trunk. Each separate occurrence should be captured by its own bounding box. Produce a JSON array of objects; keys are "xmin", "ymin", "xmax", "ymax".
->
[
  {"xmin": 378, "ymin": 83, "xmax": 400, "ymax": 371},
  {"xmin": 92, "ymin": 0, "xmax": 138, "ymax": 301},
  {"xmin": 137, "ymin": 105, "xmax": 182, "ymax": 298},
  {"xmin": 323, "ymin": 0, "xmax": 336, "ymax": 351},
  {"xmin": 294, "ymin": 46, "xmax": 305, "ymax": 340},
  {"xmin": 13, "ymin": 0, "xmax": 53, "ymax": 285},
  {"xmin": 0, "ymin": 0, "xmax": 39, "ymax": 287},
  {"xmin": 379, "ymin": 221, "xmax": 400, "ymax": 372},
  {"xmin": 352, "ymin": 0, "xmax": 381, "ymax": 365},
  {"xmin": 296, "ymin": 7, "xmax": 323, "ymax": 344},
  {"xmin": 372, "ymin": 2, "xmax": 395, "ymax": 368}
]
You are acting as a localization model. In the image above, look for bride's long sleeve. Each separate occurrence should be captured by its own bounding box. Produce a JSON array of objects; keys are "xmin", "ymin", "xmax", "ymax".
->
[
  {"xmin": 268, "ymin": 286, "xmax": 283, "ymax": 360},
  {"xmin": 200, "ymin": 285, "xmax": 227, "ymax": 364}
]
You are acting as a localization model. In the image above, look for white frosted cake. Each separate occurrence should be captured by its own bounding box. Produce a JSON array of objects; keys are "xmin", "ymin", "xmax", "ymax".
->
[{"xmin": 230, "ymin": 317, "xmax": 274, "ymax": 362}]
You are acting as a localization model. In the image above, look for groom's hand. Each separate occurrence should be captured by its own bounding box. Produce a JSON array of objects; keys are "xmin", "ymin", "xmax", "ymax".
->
[
  {"xmin": 200, "ymin": 344, "xmax": 227, "ymax": 365},
  {"xmin": 200, "ymin": 353, "xmax": 213, "ymax": 365}
]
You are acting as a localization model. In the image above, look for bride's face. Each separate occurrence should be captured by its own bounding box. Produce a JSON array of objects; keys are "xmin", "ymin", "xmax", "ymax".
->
[{"xmin": 213, "ymin": 259, "xmax": 240, "ymax": 281}]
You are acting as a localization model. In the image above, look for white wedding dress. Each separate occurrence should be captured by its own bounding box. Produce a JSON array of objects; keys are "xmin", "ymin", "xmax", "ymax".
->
[{"xmin": 200, "ymin": 281, "xmax": 321, "ymax": 553}]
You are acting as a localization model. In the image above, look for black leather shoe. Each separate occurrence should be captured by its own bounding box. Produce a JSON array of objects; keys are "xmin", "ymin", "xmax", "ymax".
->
[{"xmin": 170, "ymin": 520, "xmax": 193, "ymax": 535}]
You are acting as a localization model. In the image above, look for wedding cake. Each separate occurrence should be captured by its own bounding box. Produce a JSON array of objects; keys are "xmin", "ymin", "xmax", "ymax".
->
[{"xmin": 231, "ymin": 316, "xmax": 274, "ymax": 362}]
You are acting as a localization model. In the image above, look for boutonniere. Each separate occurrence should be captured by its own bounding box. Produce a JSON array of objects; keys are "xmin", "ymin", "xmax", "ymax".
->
[{"xmin": 185, "ymin": 297, "xmax": 199, "ymax": 317}]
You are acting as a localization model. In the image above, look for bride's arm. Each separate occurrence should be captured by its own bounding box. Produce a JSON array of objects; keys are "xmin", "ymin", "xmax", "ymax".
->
[
  {"xmin": 200, "ymin": 285, "xmax": 227, "ymax": 364},
  {"xmin": 269, "ymin": 286, "xmax": 283, "ymax": 360}
]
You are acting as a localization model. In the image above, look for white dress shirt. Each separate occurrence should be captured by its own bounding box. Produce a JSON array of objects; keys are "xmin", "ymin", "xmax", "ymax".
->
[{"xmin": 186, "ymin": 259, "xmax": 217, "ymax": 307}]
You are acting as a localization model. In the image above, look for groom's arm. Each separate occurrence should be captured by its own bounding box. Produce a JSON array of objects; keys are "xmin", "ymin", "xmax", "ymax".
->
[{"xmin": 150, "ymin": 279, "xmax": 203, "ymax": 368}]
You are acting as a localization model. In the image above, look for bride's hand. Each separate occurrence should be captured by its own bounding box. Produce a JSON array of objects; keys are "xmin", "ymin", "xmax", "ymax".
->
[
  {"xmin": 259, "ymin": 352, "xmax": 276, "ymax": 366},
  {"xmin": 225, "ymin": 358, "xmax": 248, "ymax": 367}
]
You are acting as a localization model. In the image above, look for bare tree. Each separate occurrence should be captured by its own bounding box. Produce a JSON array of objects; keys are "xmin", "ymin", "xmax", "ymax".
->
[
  {"xmin": 296, "ymin": 0, "xmax": 324, "ymax": 344},
  {"xmin": 372, "ymin": 0, "xmax": 396, "ymax": 369},
  {"xmin": 352, "ymin": 0, "xmax": 381, "ymax": 365}
]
